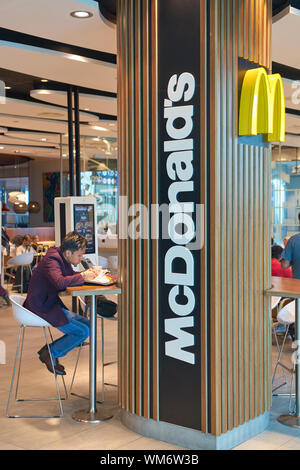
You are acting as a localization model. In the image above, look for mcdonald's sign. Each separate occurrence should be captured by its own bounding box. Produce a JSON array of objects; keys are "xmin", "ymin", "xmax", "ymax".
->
[{"xmin": 239, "ymin": 67, "xmax": 285, "ymax": 142}]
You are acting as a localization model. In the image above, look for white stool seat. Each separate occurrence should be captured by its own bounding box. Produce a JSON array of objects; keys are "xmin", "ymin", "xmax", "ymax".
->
[
  {"xmin": 10, "ymin": 295, "xmax": 51, "ymax": 327},
  {"xmin": 8, "ymin": 252, "xmax": 34, "ymax": 267},
  {"xmin": 277, "ymin": 301, "xmax": 295, "ymax": 325},
  {"xmin": 6, "ymin": 295, "xmax": 67, "ymax": 418}
]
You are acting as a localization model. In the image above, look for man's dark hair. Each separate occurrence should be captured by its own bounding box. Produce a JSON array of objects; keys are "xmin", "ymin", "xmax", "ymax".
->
[
  {"xmin": 23, "ymin": 234, "xmax": 31, "ymax": 242},
  {"xmin": 272, "ymin": 244, "xmax": 283, "ymax": 260},
  {"xmin": 61, "ymin": 231, "xmax": 87, "ymax": 253}
]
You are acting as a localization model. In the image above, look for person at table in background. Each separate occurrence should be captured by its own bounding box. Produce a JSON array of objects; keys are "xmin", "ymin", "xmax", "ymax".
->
[
  {"xmin": 31, "ymin": 234, "xmax": 41, "ymax": 252},
  {"xmin": 16, "ymin": 234, "xmax": 36, "ymax": 256},
  {"xmin": 10, "ymin": 234, "xmax": 23, "ymax": 258},
  {"xmin": 13, "ymin": 234, "xmax": 36, "ymax": 292},
  {"xmin": 272, "ymin": 245, "xmax": 292, "ymax": 278},
  {"xmin": 283, "ymin": 236, "xmax": 290, "ymax": 248},
  {"xmin": 24, "ymin": 231, "xmax": 98, "ymax": 375},
  {"xmin": 0, "ymin": 228, "xmax": 11, "ymax": 306}
]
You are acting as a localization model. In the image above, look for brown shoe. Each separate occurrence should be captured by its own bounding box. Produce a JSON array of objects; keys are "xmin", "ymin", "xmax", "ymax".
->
[{"xmin": 38, "ymin": 346, "xmax": 66, "ymax": 375}]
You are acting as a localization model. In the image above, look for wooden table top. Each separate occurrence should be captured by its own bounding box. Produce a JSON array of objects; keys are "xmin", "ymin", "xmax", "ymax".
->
[
  {"xmin": 66, "ymin": 284, "xmax": 121, "ymax": 297},
  {"xmin": 265, "ymin": 276, "xmax": 300, "ymax": 298}
]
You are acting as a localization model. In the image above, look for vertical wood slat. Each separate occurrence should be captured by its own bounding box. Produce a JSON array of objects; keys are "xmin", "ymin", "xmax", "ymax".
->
[{"xmin": 200, "ymin": 0, "xmax": 208, "ymax": 434}]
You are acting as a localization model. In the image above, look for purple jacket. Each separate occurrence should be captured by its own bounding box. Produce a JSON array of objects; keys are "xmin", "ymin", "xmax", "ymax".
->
[{"xmin": 24, "ymin": 246, "xmax": 84, "ymax": 327}]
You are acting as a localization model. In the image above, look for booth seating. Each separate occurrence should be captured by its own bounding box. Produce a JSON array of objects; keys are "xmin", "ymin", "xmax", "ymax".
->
[
  {"xmin": 6, "ymin": 295, "xmax": 67, "ymax": 419},
  {"xmin": 7, "ymin": 253, "xmax": 34, "ymax": 294},
  {"xmin": 272, "ymin": 297, "xmax": 296, "ymax": 414},
  {"xmin": 70, "ymin": 296, "xmax": 118, "ymax": 403}
]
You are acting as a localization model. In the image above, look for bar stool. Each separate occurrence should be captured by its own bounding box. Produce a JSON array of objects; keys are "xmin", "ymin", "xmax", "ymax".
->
[
  {"xmin": 272, "ymin": 298, "xmax": 296, "ymax": 412},
  {"xmin": 8, "ymin": 253, "xmax": 34, "ymax": 294},
  {"xmin": 70, "ymin": 296, "xmax": 117, "ymax": 403},
  {"xmin": 6, "ymin": 295, "xmax": 67, "ymax": 418}
]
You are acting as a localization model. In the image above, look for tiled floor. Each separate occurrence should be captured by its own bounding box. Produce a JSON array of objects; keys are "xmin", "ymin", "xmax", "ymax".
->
[{"xmin": 0, "ymin": 292, "xmax": 299, "ymax": 451}]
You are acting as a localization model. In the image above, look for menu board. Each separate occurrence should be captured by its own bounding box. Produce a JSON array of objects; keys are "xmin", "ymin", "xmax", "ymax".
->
[{"xmin": 73, "ymin": 204, "xmax": 95, "ymax": 254}]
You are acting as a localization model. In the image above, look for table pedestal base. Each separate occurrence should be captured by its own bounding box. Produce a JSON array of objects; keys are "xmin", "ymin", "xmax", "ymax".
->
[
  {"xmin": 72, "ymin": 409, "xmax": 113, "ymax": 423},
  {"xmin": 277, "ymin": 414, "xmax": 300, "ymax": 428}
]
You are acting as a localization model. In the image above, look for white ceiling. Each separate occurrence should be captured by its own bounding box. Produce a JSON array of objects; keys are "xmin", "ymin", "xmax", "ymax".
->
[
  {"xmin": 0, "ymin": 2, "xmax": 300, "ymax": 162},
  {"xmin": 0, "ymin": 0, "xmax": 118, "ymax": 162},
  {"xmin": 30, "ymin": 89, "xmax": 117, "ymax": 116},
  {"xmin": 0, "ymin": 0, "xmax": 117, "ymax": 54},
  {"xmin": 273, "ymin": 6, "xmax": 300, "ymax": 70},
  {"xmin": 0, "ymin": 41, "xmax": 117, "ymax": 93}
]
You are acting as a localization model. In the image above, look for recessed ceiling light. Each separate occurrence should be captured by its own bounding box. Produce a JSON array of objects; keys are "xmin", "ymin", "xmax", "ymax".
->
[
  {"xmin": 0, "ymin": 146, "xmax": 4, "ymax": 150},
  {"xmin": 41, "ymin": 138, "xmax": 47, "ymax": 141},
  {"xmin": 84, "ymin": 108, "xmax": 90, "ymax": 111},
  {"xmin": 5, "ymin": 86, "xmax": 11, "ymax": 90},
  {"xmin": 41, "ymin": 79, "xmax": 48, "ymax": 83},
  {"xmin": 70, "ymin": 10, "xmax": 93, "ymax": 19}
]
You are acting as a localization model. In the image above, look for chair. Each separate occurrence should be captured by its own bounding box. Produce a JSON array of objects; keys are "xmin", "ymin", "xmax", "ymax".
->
[
  {"xmin": 7, "ymin": 253, "xmax": 34, "ymax": 294},
  {"xmin": 6, "ymin": 295, "xmax": 67, "ymax": 418},
  {"xmin": 98, "ymin": 256, "xmax": 108, "ymax": 269},
  {"xmin": 70, "ymin": 296, "xmax": 118, "ymax": 403},
  {"xmin": 272, "ymin": 297, "xmax": 296, "ymax": 413},
  {"xmin": 108, "ymin": 256, "xmax": 118, "ymax": 273}
]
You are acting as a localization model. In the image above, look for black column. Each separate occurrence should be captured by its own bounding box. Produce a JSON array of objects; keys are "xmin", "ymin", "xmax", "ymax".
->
[
  {"xmin": 74, "ymin": 87, "xmax": 81, "ymax": 197},
  {"xmin": 67, "ymin": 86, "xmax": 74, "ymax": 196}
]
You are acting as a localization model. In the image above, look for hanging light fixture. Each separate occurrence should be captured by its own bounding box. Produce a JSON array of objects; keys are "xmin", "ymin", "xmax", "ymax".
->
[
  {"xmin": 14, "ymin": 201, "xmax": 28, "ymax": 214},
  {"xmin": 28, "ymin": 201, "xmax": 41, "ymax": 214}
]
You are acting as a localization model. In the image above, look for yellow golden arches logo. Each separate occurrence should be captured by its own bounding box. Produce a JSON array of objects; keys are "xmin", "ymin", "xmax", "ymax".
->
[{"xmin": 239, "ymin": 67, "xmax": 285, "ymax": 142}]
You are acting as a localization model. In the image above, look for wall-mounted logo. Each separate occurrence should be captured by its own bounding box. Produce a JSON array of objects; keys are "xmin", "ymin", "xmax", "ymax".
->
[{"xmin": 239, "ymin": 67, "xmax": 285, "ymax": 143}]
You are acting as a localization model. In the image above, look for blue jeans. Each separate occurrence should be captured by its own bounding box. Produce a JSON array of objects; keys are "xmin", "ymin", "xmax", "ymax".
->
[{"xmin": 49, "ymin": 309, "xmax": 90, "ymax": 359}]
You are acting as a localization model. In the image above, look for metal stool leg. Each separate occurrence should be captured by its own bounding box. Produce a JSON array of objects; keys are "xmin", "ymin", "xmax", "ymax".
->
[
  {"xmin": 6, "ymin": 326, "xmax": 65, "ymax": 418},
  {"xmin": 272, "ymin": 325, "xmax": 295, "ymax": 397}
]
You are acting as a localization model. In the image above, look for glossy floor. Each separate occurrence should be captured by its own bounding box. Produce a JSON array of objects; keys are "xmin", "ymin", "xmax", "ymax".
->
[{"xmin": 0, "ymin": 294, "xmax": 299, "ymax": 451}]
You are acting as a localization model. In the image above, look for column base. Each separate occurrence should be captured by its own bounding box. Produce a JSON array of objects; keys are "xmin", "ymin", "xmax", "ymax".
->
[{"xmin": 121, "ymin": 410, "xmax": 270, "ymax": 450}]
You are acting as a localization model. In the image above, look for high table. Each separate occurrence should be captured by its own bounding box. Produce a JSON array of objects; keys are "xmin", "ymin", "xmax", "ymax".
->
[
  {"xmin": 265, "ymin": 276, "xmax": 300, "ymax": 428},
  {"xmin": 66, "ymin": 284, "xmax": 121, "ymax": 423}
]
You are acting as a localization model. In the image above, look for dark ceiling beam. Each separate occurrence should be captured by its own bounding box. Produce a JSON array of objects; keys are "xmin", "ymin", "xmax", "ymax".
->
[
  {"xmin": 273, "ymin": 0, "xmax": 300, "ymax": 16},
  {"xmin": 0, "ymin": 27, "xmax": 116, "ymax": 64},
  {"xmin": 96, "ymin": 0, "xmax": 116, "ymax": 24}
]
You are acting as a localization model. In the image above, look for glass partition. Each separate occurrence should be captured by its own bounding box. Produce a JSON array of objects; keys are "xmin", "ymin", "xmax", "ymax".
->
[{"xmin": 272, "ymin": 145, "xmax": 300, "ymax": 245}]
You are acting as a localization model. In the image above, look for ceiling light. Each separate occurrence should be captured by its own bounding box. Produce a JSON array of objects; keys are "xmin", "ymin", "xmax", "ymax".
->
[
  {"xmin": 0, "ymin": 146, "xmax": 4, "ymax": 150},
  {"xmin": 36, "ymin": 90, "xmax": 51, "ymax": 95},
  {"xmin": 67, "ymin": 54, "xmax": 87, "ymax": 63},
  {"xmin": 41, "ymin": 138, "xmax": 47, "ymax": 141},
  {"xmin": 89, "ymin": 125, "xmax": 108, "ymax": 132},
  {"xmin": 5, "ymin": 86, "xmax": 11, "ymax": 90},
  {"xmin": 41, "ymin": 79, "xmax": 48, "ymax": 83},
  {"xmin": 70, "ymin": 11, "xmax": 93, "ymax": 19}
]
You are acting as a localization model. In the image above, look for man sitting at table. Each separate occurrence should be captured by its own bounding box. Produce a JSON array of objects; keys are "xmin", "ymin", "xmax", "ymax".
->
[{"xmin": 24, "ymin": 231, "xmax": 97, "ymax": 375}]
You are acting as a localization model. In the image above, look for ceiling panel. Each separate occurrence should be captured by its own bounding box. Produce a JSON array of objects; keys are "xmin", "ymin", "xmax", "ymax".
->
[
  {"xmin": 0, "ymin": 41, "xmax": 117, "ymax": 92},
  {"xmin": 273, "ymin": 7, "xmax": 300, "ymax": 69},
  {"xmin": 30, "ymin": 89, "xmax": 117, "ymax": 116},
  {"xmin": 0, "ymin": 0, "xmax": 116, "ymax": 54}
]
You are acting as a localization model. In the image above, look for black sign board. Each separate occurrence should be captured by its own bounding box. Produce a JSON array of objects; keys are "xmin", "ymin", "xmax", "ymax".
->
[
  {"xmin": 158, "ymin": 0, "xmax": 202, "ymax": 430},
  {"xmin": 73, "ymin": 204, "xmax": 96, "ymax": 254}
]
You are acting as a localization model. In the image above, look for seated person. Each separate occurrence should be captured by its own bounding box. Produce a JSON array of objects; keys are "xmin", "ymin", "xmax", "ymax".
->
[
  {"xmin": 24, "ymin": 231, "xmax": 97, "ymax": 375},
  {"xmin": 10, "ymin": 235, "xmax": 24, "ymax": 258},
  {"xmin": 272, "ymin": 245, "xmax": 292, "ymax": 278},
  {"xmin": 31, "ymin": 234, "xmax": 42, "ymax": 252},
  {"xmin": 16, "ymin": 234, "xmax": 36, "ymax": 256}
]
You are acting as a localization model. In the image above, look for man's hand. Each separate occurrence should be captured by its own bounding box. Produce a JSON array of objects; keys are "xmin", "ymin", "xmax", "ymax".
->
[
  {"xmin": 281, "ymin": 259, "xmax": 291, "ymax": 269},
  {"xmin": 81, "ymin": 269, "xmax": 98, "ymax": 282}
]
